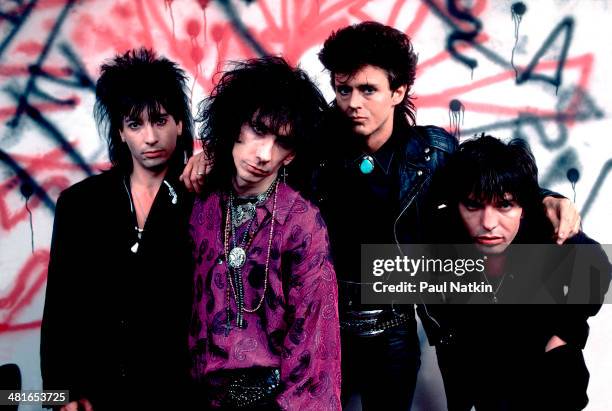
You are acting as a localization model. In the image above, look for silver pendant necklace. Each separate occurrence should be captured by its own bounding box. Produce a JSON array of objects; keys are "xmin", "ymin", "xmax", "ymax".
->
[{"xmin": 481, "ymin": 271, "xmax": 508, "ymax": 303}]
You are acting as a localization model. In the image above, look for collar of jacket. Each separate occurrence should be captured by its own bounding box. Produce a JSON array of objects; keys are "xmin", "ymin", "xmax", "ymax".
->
[{"xmin": 396, "ymin": 124, "xmax": 457, "ymax": 212}]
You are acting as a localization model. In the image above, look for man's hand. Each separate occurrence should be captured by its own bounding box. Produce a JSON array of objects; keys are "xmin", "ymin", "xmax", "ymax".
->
[
  {"xmin": 545, "ymin": 335, "xmax": 567, "ymax": 352},
  {"xmin": 542, "ymin": 196, "xmax": 581, "ymax": 244},
  {"xmin": 59, "ymin": 398, "xmax": 94, "ymax": 411},
  {"xmin": 179, "ymin": 151, "xmax": 210, "ymax": 194}
]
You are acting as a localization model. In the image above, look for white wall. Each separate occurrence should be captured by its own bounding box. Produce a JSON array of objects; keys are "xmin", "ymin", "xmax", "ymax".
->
[{"xmin": 0, "ymin": 1, "xmax": 610, "ymax": 409}]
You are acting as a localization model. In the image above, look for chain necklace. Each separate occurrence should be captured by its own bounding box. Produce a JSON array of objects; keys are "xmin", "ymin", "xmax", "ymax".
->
[
  {"xmin": 223, "ymin": 179, "xmax": 279, "ymax": 333},
  {"xmin": 231, "ymin": 182, "xmax": 276, "ymax": 228},
  {"xmin": 481, "ymin": 271, "xmax": 508, "ymax": 304}
]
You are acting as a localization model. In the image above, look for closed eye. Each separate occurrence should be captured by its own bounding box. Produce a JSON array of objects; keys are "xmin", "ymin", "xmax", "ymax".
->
[{"xmin": 248, "ymin": 120, "xmax": 267, "ymax": 136}]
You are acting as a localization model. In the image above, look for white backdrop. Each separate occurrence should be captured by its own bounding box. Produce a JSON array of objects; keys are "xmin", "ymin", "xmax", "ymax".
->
[{"xmin": 0, "ymin": 1, "xmax": 610, "ymax": 410}]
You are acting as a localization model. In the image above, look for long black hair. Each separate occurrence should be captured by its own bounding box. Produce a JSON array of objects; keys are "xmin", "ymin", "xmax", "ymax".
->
[
  {"xmin": 196, "ymin": 56, "xmax": 327, "ymax": 193},
  {"xmin": 94, "ymin": 48, "xmax": 194, "ymax": 176},
  {"xmin": 437, "ymin": 135, "xmax": 550, "ymax": 243}
]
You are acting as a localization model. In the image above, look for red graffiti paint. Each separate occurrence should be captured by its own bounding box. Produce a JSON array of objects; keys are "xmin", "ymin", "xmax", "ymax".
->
[
  {"xmin": 0, "ymin": 146, "xmax": 108, "ymax": 231},
  {"xmin": 0, "ymin": 250, "xmax": 49, "ymax": 334},
  {"xmin": 186, "ymin": 19, "xmax": 201, "ymax": 37},
  {"xmin": 0, "ymin": 98, "xmax": 81, "ymax": 120}
]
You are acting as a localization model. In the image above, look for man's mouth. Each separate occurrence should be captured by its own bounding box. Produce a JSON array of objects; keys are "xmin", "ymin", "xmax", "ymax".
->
[
  {"xmin": 246, "ymin": 163, "xmax": 269, "ymax": 176},
  {"xmin": 143, "ymin": 150, "xmax": 164, "ymax": 159},
  {"xmin": 475, "ymin": 236, "xmax": 503, "ymax": 245}
]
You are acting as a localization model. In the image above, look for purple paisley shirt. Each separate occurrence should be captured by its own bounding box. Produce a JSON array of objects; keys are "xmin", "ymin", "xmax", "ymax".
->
[{"xmin": 189, "ymin": 183, "xmax": 341, "ymax": 410}]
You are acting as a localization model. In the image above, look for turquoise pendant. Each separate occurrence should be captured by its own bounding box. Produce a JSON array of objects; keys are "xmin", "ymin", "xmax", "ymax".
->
[{"xmin": 359, "ymin": 155, "xmax": 375, "ymax": 174}]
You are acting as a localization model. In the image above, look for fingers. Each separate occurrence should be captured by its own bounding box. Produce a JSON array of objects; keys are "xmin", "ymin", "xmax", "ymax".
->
[
  {"xmin": 180, "ymin": 156, "xmax": 196, "ymax": 192},
  {"xmin": 189, "ymin": 163, "xmax": 206, "ymax": 195},
  {"xmin": 180, "ymin": 152, "xmax": 208, "ymax": 193},
  {"xmin": 555, "ymin": 198, "xmax": 580, "ymax": 244},
  {"xmin": 544, "ymin": 199, "xmax": 561, "ymax": 237},
  {"xmin": 190, "ymin": 152, "xmax": 209, "ymax": 194}
]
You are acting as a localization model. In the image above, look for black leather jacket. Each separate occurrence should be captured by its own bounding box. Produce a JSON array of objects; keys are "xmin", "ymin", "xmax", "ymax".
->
[{"xmin": 311, "ymin": 118, "xmax": 458, "ymax": 249}]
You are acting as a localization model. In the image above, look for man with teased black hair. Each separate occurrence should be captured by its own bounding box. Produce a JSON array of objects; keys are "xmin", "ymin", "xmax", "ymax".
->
[
  {"xmin": 41, "ymin": 48, "xmax": 194, "ymax": 410},
  {"xmin": 427, "ymin": 134, "xmax": 610, "ymax": 410}
]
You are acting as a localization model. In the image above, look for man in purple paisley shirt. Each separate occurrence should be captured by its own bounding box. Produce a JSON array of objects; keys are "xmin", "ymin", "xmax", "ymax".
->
[{"xmin": 188, "ymin": 56, "xmax": 341, "ymax": 410}]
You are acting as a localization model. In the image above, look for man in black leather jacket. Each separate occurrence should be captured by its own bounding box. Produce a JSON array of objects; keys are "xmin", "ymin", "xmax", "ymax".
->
[
  {"xmin": 312, "ymin": 22, "xmax": 583, "ymax": 410},
  {"xmin": 425, "ymin": 135, "xmax": 610, "ymax": 410}
]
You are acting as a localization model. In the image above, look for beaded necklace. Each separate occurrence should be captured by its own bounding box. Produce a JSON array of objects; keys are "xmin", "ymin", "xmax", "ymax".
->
[{"xmin": 223, "ymin": 180, "xmax": 279, "ymax": 334}]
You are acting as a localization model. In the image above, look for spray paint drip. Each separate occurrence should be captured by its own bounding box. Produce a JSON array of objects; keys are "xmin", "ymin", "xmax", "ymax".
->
[
  {"xmin": 511, "ymin": 2, "xmax": 527, "ymax": 79},
  {"xmin": 20, "ymin": 182, "xmax": 35, "ymax": 254},
  {"xmin": 185, "ymin": 19, "xmax": 204, "ymax": 99},
  {"xmin": 164, "ymin": 0, "xmax": 175, "ymax": 38},
  {"xmin": 567, "ymin": 168, "xmax": 580, "ymax": 203},
  {"xmin": 449, "ymin": 99, "xmax": 464, "ymax": 139}
]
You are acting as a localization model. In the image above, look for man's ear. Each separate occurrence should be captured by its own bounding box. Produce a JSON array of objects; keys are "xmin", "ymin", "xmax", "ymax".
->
[
  {"xmin": 283, "ymin": 152, "xmax": 296, "ymax": 166},
  {"xmin": 391, "ymin": 84, "xmax": 407, "ymax": 106}
]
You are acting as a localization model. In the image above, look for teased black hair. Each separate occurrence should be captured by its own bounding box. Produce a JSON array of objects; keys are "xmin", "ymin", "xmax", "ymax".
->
[
  {"xmin": 94, "ymin": 48, "xmax": 193, "ymax": 175},
  {"xmin": 318, "ymin": 21, "xmax": 418, "ymax": 125},
  {"xmin": 196, "ymin": 56, "xmax": 327, "ymax": 192},
  {"xmin": 445, "ymin": 135, "xmax": 540, "ymax": 210},
  {"xmin": 432, "ymin": 134, "xmax": 549, "ymax": 243}
]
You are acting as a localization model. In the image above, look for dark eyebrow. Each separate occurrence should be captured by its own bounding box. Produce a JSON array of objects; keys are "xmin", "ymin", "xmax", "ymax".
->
[
  {"xmin": 461, "ymin": 198, "xmax": 483, "ymax": 207},
  {"xmin": 357, "ymin": 83, "xmax": 377, "ymax": 90},
  {"xmin": 150, "ymin": 113, "xmax": 169, "ymax": 120},
  {"xmin": 124, "ymin": 115, "xmax": 141, "ymax": 123}
]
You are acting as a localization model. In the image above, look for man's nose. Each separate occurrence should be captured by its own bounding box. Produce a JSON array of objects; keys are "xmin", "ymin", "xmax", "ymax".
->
[
  {"xmin": 348, "ymin": 91, "xmax": 362, "ymax": 110},
  {"xmin": 255, "ymin": 138, "xmax": 274, "ymax": 163},
  {"xmin": 481, "ymin": 207, "xmax": 499, "ymax": 231},
  {"xmin": 143, "ymin": 123, "xmax": 159, "ymax": 145}
]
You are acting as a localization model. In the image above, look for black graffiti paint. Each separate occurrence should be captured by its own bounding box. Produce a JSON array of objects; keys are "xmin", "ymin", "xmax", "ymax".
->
[
  {"xmin": 1, "ymin": 1, "xmax": 97, "ymax": 214},
  {"xmin": 0, "ymin": 148, "xmax": 56, "ymax": 211},
  {"xmin": 214, "ymin": 0, "xmax": 269, "ymax": 56},
  {"xmin": 423, "ymin": 0, "xmax": 575, "ymax": 92},
  {"xmin": 462, "ymin": 87, "xmax": 603, "ymax": 150},
  {"xmin": 515, "ymin": 17, "xmax": 574, "ymax": 93},
  {"xmin": 423, "ymin": 0, "xmax": 510, "ymax": 70},
  {"xmin": 539, "ymin": 148, "xmax": 579, "ymax": 189},
  {"xmin": 510, "ymin": 2, "xmax": 526, "ymax": 77},
  {"xmin": 445, "ymin": 0, "xmax": 483, "ymax": 70},
  {"xmin": 567, "ymin": 167, "xmax": 579, "ymax": 203},
  {"xmin": 448, "ymin": 98, "xmax": 464, "ymax": 139},
  {"xmin": 0, "ymin": 0, "xmax": 37, "ymax": 60},
  {"xmin": 581, "ymin": 159, "xmax": 612, "ymax": 218}
]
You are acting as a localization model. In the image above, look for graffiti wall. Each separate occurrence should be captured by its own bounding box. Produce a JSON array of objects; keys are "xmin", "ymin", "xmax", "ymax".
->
[{"xmin": 1, "ymin": 0, "xmax": 610, "ymax": 410}]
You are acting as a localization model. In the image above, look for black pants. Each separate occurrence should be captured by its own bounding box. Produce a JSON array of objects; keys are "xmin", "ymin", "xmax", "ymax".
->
[
  {"xmin": 341, "ymin": 321, "xmax": 421, "ymax": 411},
  {"xmin": 436, "ymin": 343, "xmax": 590, "ymax": 411}
]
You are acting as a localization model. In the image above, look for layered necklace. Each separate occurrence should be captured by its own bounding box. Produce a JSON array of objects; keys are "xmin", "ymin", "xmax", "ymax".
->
[{"xmin": 223, "ymin": 179, "xmax": 279, "ymax": 333}]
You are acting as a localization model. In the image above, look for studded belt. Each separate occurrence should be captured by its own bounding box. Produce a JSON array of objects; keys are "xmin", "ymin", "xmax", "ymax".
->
[
  {"xmin": 203, "ymin": 366, "xmax": 281, "ymax": 410},
  {"xmin": 340, "ymin": 309, "xmax": 414, "ymax": 336}
]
